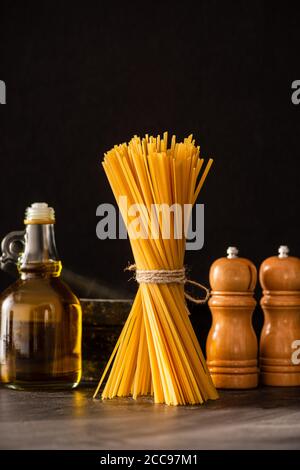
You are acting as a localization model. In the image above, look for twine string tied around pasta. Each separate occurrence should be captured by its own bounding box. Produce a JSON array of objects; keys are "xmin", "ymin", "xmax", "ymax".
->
[{"xmin": 126, "ymin": 264, "xmax": 210, "ymax": 304}]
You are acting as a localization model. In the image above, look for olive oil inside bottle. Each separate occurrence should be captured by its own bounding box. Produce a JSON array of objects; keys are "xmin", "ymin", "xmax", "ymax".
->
[{"xmin": 0, "ymin": 203, "xmax": 82, "ymax": 390}]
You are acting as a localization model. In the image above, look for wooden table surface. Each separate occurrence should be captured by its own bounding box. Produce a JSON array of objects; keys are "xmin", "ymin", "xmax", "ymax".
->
[{"xmin": 0, "ymin": 385, "xmax": 300, "ymax": 450}]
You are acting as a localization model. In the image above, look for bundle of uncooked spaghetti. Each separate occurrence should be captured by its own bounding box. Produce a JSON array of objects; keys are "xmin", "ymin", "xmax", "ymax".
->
[{"xmin": 94, "ymin": 133, "xmax": 218, "ymax": 405}]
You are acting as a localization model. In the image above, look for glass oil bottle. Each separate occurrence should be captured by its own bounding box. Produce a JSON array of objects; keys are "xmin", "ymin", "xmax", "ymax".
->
[{"xmin": 0, "ymin": 203, "xmax": 82, "ymax": 390}]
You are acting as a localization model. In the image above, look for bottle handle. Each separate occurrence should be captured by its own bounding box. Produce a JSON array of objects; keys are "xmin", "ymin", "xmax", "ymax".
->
[{"xmin": 0, "ymin": 230, "xmax": 25, "ymax": 276}]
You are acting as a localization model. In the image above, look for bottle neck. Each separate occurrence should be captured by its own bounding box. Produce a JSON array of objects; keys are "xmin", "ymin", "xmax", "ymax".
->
[{"xmin": 19, "ymin": 224, "xmax": 62, "ymax": 278}]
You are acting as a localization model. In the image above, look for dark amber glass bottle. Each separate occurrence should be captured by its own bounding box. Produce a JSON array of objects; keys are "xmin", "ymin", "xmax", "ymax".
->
[{"xmin": 0, "ymin": 203, "xmax": 82, "ymax": 390}]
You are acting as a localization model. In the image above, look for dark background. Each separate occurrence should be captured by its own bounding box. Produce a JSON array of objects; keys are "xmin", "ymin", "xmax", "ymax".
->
[{"xmin": 0, "ymin": 2, "xmax": 299, "ymax": 338}]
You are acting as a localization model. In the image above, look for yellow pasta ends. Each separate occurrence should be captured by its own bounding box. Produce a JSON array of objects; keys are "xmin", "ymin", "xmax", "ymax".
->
[{"xmin": 94, "ymin": 133, "xmax": 218, "ymax": 406}]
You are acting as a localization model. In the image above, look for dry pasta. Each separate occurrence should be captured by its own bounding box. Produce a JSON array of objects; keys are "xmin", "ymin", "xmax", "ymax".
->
[{"xmin": 94, "ymin": 132, "xmax": 218, "ymax": 405}]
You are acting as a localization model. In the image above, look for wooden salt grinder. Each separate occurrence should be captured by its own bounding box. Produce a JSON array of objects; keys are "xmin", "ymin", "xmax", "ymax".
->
[
  {"xmin": 206, "ymin": 247, "xmax": 258, "ymax": 389},
  {"xmin": 259, "ymin": 245, "xmax": 300, "ymax": 386}
]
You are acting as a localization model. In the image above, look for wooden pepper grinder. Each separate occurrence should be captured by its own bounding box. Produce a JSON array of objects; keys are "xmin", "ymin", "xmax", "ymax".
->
[
  {"xmin": 259, "ymin": 245, "xmax": 300, "ymax": 386},
  {"xmin": 206, "ymin": 247, "xmax": 259, "ymax": 389}
]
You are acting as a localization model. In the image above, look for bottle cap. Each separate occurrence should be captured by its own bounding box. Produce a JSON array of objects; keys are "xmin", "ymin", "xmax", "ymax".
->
[{"xmin": 24, "ymin": 203, "xmax": 55, "ymax": 224}]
